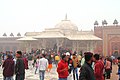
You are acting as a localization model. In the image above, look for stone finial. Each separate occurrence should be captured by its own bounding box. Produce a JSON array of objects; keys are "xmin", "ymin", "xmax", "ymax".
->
[
  {"xmin": 17, "ymin": 33, "xmax": 21, "ymax": 37},
  {"xmin": 103, "ymin": 20, "xmax": 108, "ymax": 25},
  {"xmin": 3, "ymin": 33, "xmax": 7, "ymax": 36},
  {"xmin": 113, "ymin": 19, "xmax": 118, "ymax": 25},
  {"xmin": 10, "ymin": 33, "xmax": 14, "ymax": 37},
  {"xmin": 94, "ymin": 20, "xmax": 99, "ymax": 26},
  {"xmin": 102, "ymin": 20, "xmax": 108, "ymax": 26},
  {"xmin": 65, "ymin": 14, "xmax": 68, "ymax": 20},
  {"xmin": 102, "ymin": 20, "xmax": 104, "ymax": 26}
]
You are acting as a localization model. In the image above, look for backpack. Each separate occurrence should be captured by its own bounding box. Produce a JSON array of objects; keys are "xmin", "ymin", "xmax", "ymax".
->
[{"xmin": 23, "ymin": 58, "xmax": 29, "ymax": 69}]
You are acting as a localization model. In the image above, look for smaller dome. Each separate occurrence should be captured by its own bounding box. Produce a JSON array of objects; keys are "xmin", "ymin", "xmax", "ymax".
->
[
  {"xmin": 55, "ymin": 20, "xmax": 78, "ymax": 31},
  {"xmin": 55, "ymin": 15, "xmax": 78, "ymax": 31}
]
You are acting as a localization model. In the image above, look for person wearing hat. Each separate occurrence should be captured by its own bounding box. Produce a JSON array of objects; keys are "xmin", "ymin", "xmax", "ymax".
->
[
  {"xmin": 66, "ymin": 52, "xmax": 73, "ymax": 79},
  {"xmin": 66, "ymin": 52, "xmax": 73, "ymax": 73},
  {"xmin": 15, "ymin": 51, "xmax": 25, "ymax": 80},
  {"xmin": 79, "ymin": 52, "xmax": 95, "ymax": 80}
]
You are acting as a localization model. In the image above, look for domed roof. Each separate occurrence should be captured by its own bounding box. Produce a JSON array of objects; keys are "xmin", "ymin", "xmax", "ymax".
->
[{"xmin": 55, "ymin": 15, "xmax": 78, "ymax": 31}]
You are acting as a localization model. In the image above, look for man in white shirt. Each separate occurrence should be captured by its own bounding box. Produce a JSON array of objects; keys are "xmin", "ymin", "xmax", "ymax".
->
[{"xmin": 39, "ymin": 54, "xmax": 48, "ymax": 80}]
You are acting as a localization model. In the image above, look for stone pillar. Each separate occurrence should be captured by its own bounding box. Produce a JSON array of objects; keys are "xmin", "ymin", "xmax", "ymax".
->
[
  {"xmin": 86, "ymin": 41, "xmax": 89, "ymax": 51},
  {"xmin": 26, "ymin": 41, "xmax": 32, "ymax": 53},
  {"xmin": 77, "ymin": 41, "xmax": 79, "ymax": 53},
  {"xmin": 37, "ymin": 40, "xmax": 40, "ymax": 49},
  {"xmin": 90, "ymin": 41, "xmax": 94, "ymax": 52},
  {"xmin": 72, "ymin": 41, "xmax": 76, "ymax": 52},
  {"xmin": 56, "ymin": 39, "xmax": 59, "ymax": 53},
  {"xmin": 41, "ymin": 39, "xmax": 46, "ymax": 49},
  {"xmin": 28, "ymin": 42, "xmax": 31, "ymax": 53},
  {"xmin": 25, "ymin": 42, "xmax": 29, "ymax": 53}
]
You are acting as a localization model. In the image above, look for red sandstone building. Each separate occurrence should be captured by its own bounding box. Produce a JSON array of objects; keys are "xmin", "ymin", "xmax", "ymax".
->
[{"xmin": 94, "ymin": 19, "xmax": 120, "ymax": 56}]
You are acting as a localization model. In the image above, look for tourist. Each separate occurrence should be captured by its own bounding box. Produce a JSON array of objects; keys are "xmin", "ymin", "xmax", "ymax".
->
[
  {"xmin": 79, "ymin": 52, "xmax": 95, "ymax": 80},
  {"xmin": 35, "ymin": 56, "xmax": 40, "ymax": 74},
  {"xmin": 47, "ymin": 58, "xmax": 53, "ymax": 72},
  {"xmin": 66, "ymin": 52, "xmax": 73, "ymax": 80},
  {"xmin": 15, "ymin": 51, "xmax": 25, "ymax": 80},
  {"xmin": 2, "ymin": 54, "xmax": 14, "ymax": 80},
  {"xmin": 27, "ymin": 53, "xmax": 33, "ymax": 69},
  {"xmin": 57, "ymin": 54, "xmax": 69, "ymax": 80},
  {"xmin": 23, "ymin": 54, "xmax": 29, "ymax": 70},
  {"xmin": 77, "ymin": 54, "xmax": 82, "ymax": 66},
  {"xmin": 0, "ymin": 52, "xmax": 2, "ymax": 66},
  {"xmin": 105, "ymin": 57, "xmax": 111, "ymax": 79},
  {"xmin": 72, "ymin": 53, "xmax": 79, "ymax": 80},
  {"xmin": 66, "ymin": 52, "xmax": 73, "ymax": 74},
  {"xmin": 38, "ymin": 54, "xmax": 48, "ymax": 80},
  {"xmin": 55, "ymin": 54, "xmax": 60, "ymax": 67},
  {"xmin": 117, "ymin": 57, "xmax": 120, "ymax": 80},
  {"xmin": 93, "ymin": 54, "xmax": 104, "ymax": 80},
  {"xmin": 32, "ymin": 56, "xmax": 37, "ymax": 68},
  {"xmin": 80, "ymin": 56, "xmax": 85, "ymax": 66}
]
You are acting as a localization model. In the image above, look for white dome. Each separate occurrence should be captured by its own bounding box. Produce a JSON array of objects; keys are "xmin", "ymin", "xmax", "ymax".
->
[{"xmin": 55, "ymin": 19, "xmax": 78, "ymax": 31}]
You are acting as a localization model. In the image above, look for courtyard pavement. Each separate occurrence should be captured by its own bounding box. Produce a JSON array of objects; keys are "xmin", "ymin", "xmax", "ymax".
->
[{"xmin": 0, "ymin": 64, "xmax": 119, "ymax": 80}]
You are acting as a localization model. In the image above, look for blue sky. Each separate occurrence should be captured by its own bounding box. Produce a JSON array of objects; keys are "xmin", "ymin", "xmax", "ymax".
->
[{"xmin": 0, "ymin": 0, "xmax": 120, "ymax": 36}]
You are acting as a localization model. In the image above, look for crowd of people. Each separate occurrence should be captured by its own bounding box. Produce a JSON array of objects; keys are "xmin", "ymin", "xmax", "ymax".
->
[
  {"xmin": 0, "ymin": 49, "xmax": 120, "ymax": 80},
  {"xmin": 57, "ymin": 51, "xmax": 118, "ymax": 80}
]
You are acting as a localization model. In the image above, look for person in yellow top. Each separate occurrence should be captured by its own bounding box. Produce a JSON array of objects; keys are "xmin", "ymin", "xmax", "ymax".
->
[
  {"xmin": 72, "ymin": 54, "xmax": 78, "ymax": 68},
  {"xmin": 55, "ymin": 54, "xmax": 60, "ymax": 67},
  {"xmin": 77, "ymin": 54, "xmax": 82, "ymax": 62}
]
